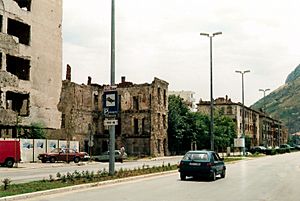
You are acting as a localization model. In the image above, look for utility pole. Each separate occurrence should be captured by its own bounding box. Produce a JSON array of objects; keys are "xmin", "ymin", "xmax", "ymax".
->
[{"xmin": 109, "ymin": 0, "xmax": 116, "ymax": 175}]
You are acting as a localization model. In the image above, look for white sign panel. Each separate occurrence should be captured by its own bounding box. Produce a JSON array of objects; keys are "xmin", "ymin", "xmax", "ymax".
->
[
  {"xmin": 104, "ymin": 119, "xmax": 118, "ymax": 126},
  {"xmin": 33, "ymin": 139, "xmax": 46, "ymax": 162},
  {"xmin": 234, "ymin": 138, "xmax": 245, "ymax": 148}
]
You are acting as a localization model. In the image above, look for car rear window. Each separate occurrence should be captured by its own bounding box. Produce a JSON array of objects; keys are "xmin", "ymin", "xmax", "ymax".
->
[{"xmin": 183, "ymin": 153, "xmax": 209, "ymax": 161}]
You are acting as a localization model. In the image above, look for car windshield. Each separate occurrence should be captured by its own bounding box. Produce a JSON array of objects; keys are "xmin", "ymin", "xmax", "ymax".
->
[{"xmin": 183, "ymin": 153, "xmax": 209, "ymax": 161}]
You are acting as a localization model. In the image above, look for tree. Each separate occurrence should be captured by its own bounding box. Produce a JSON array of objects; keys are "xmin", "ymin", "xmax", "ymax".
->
[
  {"xmin": 19, "ymin": 122, "xmax": 46, "ymax": 139},
  {"xmin": 168, "ymin": 95, "xmax": 189, "ymax": 154}
]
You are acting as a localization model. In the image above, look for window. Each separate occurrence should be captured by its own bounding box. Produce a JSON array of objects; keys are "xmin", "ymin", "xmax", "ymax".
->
[
  {"xmin": 134, "ymin": 118, "xmax": 139, "ymax": 134},
  {"xmin": 163, "ymin": 115, "xmax": 166, "ymax": 129},
  {"xmin": 6, "ymin": 55, "xmax": 30, "ymax": 80},
  {"xmin": 0, "ymin": 52, "xmax": 2, "ymax": 69},
  {"xmin": 133, "ymin": 96, "xmax": 139, "ymax": 110},
  {"xmin": 158, "ymin": 88, "xmax": 161, "ymax": 104},
  {"xmin": 7, "ymin": 18, "xmax": 30, "ymax": 45},
  {"xmin": 6, "ymin": 91, "xmax": 29, "ymax": 116},
  {"xmin": 61, "ymin": 114, "xmax": 65, "ymax": 128},
  {"xmin": 157, "ymin": 113, "xmax": 160, "ymax": 129},
  {"xmin": 13, "ymin": 0, "xmax": 32, "ymax": 11},
  {"xmin": 118, "ymin": 95, "xmax": 121, "ymax": 111},
  {"xmin": 142, "ymin": 118, "xmax": 145, "ymax": 134},
  {"xmin": 93, "ymin": 93, "xmax": 98, "ymax": 110},
  {"xmin": 0, "ymin": 15, "xmax": 2, "ymax": 32},
  {"xmin": 227, "ymin": 106, "xmax": 233, "ymax": 114},
  {"xmin": 163, "ymin": 89, "xmax": 166, "ymax": 106}
]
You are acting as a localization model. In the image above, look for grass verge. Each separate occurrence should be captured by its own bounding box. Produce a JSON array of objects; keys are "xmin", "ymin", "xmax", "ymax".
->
[{"xmin": 0, "ymin": 163, "xmax": 177, "ymax": 198}]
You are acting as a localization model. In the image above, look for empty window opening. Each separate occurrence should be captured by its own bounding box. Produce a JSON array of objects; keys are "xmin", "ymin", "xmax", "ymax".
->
[
  {"xmin": 6, "ymin": 91, "xmax": 29, "ymax": 116},
  {"xmin": 0, "ymin": 15, "xmax": 2, "ymax": 32},
  {"xmin": 61, "ymin": 114, "xmax": 65, "ymax": 128},
  {"xmin": 163, "ymin": 89, "xmax": 167, "ymax": 106},
  {"xmin": 0, "ymin": 52, "xmax": 2, "ymax": 69},
  {"xmin": 134, "ymin": 118, "xmax": 139, "ymax": 134},
  {"xmin": 7, "ymin": 18, "xmax": 30, "ymax": 45},
  {"xmin": 6, "ymin": 55, "xmax": 30, "ymax": 80},
  {"xmin": 158, "ymin": 88, "xmax": 161, "ymax": 104},
  {"xmin": 133, "ymin": 96, "xmax": 139, "ymax": 110},
  {"xmin": 93, "ymin": 94, "xmax": 98, "ymax": 110},
  {"xmin": 163, "ymin": 115, "xmax": 166, "ymax": 129},
  {"xmin": 142, "ymin": 118, "xmax": 145, "ymax": 134},
  {"xmin": 13, "ymin": 0, "xmax": 31, "ymax": 11}
]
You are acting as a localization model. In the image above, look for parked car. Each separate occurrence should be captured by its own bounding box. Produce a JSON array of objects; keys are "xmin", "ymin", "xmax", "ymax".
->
[
  {"xmin": 279, "ymin": 144, "xmax": 294, "ymax": 150},
  {"xmin": 294, "ymin": 144, "xmax": 300, "ymax": 150},
  {"xmin": 91, "ymin": 150, "xmax": 127, "ymax": 163},
  {"xmin": 249, "ymin": 146, "xmax": 267, "ymax": 154},
  {"xmin": 178, "ymin": 150, "xmax": 226, "ymax": 181},
  {"xmin": 38, "ymin": 148, "xmax": 90, "ymax": 163},
  {"xmin": 0, "ymin": 140, "xmax": 21, "ymax": 168}
]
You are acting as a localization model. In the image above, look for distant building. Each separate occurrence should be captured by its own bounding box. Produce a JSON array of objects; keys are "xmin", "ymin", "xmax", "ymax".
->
[
  {"xmin": 57, "ymin": 73, "xmax": 169, "ymax": 157},
  {"xmin": 0, "ymin": 0, "xmax": 62, "ymax": 137},
  {"xmin": 197, "ymin": 96, "xmax": 287, "ymax": 147},
  {"xmin": 169, "ymin": 90, "xmax": 196, "ymax": 111}
]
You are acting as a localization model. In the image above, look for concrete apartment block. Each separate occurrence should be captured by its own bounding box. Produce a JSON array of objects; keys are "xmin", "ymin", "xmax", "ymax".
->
[{"xmin": 0, "ymin": 0, "xmax": 62, "ymax": 137}]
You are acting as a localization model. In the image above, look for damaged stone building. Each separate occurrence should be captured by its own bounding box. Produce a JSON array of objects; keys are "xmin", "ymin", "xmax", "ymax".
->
[
  {"xmin": 197, "ymin": 96, "xmax": 287, "ymax": 147},
  {"xmin": 0, "ymin": 0, "xmax": 62, "ymax": 137},
  {"xmin": 59, "ymin": 71, "xmax": 169, "ymax": 157}
]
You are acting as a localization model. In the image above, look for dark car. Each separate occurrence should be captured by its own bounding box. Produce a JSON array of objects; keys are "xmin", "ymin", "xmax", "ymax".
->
[
  {"xmin": 38, "ymin": 148, "xmax": 90, "ymax": 163},
  {"xmin": 178, "ymin": 150, "xmax": 226, "ymax": 181},
  {"xmin": 249, "ymin": 146, "xmax": 267, "ymax": 154}
]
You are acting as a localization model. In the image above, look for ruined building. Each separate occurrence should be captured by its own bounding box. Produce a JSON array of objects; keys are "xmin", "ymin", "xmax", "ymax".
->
[
  {"xmin": 197, "ymin": 96, "xmax": 287, "ymax": 147},
  {"xmin": 58, "ymin": 72, "xmax": 169, "ymax": 157},
  {"xmin": 0, "ymin": 0, "xmax": 62, "ymax": 137}
]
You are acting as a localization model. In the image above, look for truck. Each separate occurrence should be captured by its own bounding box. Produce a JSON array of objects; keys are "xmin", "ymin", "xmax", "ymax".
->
[{"xmin": 0, "ymin": 140, "xmax": 21, "ymax": 167}]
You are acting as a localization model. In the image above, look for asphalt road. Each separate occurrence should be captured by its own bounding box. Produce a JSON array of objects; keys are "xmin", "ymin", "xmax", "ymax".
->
[
  {"xmin": 23, "ymin": 152, "xmax": 300, "ymax": 201},
  {"xmin": 0, "ymin": 157, "xmax": 182, "ymax": 184}
]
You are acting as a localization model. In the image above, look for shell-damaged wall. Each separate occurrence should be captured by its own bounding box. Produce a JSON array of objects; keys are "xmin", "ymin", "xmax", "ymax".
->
[
  {"xmin": 0, "ymin": 0, "xmax": 62, "ymax": 136},
  {"xmin": 58, "ymin": 77, "xmax": 169, "ymax": 157}
]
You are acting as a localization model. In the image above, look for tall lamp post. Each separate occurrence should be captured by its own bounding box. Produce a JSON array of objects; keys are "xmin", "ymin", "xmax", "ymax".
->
[
  {"xmin": 109, "ymin": 0, "xmax": 116, "ymax": 175},
  {"xmin": 235, "ymin": 70, "xmax": 250, "ymax": 156},
  {"xmin": 200, "ymin": 32, "xmax": 222, "ymax": 151},
  {"xmin": 259, "ymin": 88, "xmax": 270, "ymax": 112}
]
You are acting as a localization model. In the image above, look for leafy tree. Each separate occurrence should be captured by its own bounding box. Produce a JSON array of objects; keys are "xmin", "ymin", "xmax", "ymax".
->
[
  {"xmin": 168, "ymin": 95, "xmax": 189, "ymax": 154},
  {"xmin": 19, "ymin": 122, "xmax": 46, "ymax": 139}
]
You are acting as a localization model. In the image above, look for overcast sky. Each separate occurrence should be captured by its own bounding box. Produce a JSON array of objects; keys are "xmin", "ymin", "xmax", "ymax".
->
[{"xmin": 63, "ymin": 0, "xmax": 300, "ymax": 106}]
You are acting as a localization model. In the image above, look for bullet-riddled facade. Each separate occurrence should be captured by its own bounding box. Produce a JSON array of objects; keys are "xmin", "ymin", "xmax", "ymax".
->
[
  {"xmin": 0, "ymin": 0, "xmax": 62, "ymax": 137},
  {"xmin": 58, "ymin": 76, "xmax": 169, "ymax": 157}
]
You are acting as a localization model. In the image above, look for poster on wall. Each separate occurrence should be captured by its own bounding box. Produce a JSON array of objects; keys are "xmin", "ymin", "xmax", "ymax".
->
[
  {"xmin": 58, "ymin": 140, "xmax": 68, "ymax": 149},
  {"xmin": 47, "ymin": 140, "xmax": 58, "ymax": 152},
  {"xmin": 69, "ymin": 141, "xmax": 80, "ymax": 151},
  {"xmin": 20, "ymin": 139, "xmax": 34, "ymax": 162},
  {"xmin": 33, "ymin": 139, "xmax": 46, "ymax": 162}
]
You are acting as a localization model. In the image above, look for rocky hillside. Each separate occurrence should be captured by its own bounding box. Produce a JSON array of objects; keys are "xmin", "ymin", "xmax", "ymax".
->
[{"xmin": 251, "ymin": 64, "xmax": 300, "ymax": 134}]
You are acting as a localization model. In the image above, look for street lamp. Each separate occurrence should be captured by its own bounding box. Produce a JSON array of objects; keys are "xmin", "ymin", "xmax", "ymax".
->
[
  {"xmin": 259, "ymin": 88, "xmax": 270, "ymax": 112},
  {"xmin": 235, "ymin": 70, "xmax": 250, "ymax": 156},
  {"xmin": 200, "ymin": 32, "xmax": 222, "ymax": 151}
]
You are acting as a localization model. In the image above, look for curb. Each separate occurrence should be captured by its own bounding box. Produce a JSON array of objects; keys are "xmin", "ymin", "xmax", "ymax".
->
[{"xmin": 0, "ymin": 170, "xmax": 178, "ymax": 201}]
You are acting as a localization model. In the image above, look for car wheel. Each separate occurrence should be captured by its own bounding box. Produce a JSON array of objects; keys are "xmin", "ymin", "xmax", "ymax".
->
[
  {"xmin": 221, "ymin": 169, "xmax": 226, "ymax": 178},
  {"xmin": 74, "ymin": 157, "xmax": 80, "ymax": 163},
  {"xmin": 5, "ymin": 158, "xmax": 14, "ymax": 168},
  {"xmin": 211, "ymin": 171, "xmax": 216, "ymax": 181},
  {"xmin": 50, "ymin": 157, "xmax": 56, "ymax": 163},
  {"xmin": 180, "ymin": 173, "xmax": 186, "ymax": 181},
  {"xmin": 41, "ymin": 159, "xmax": 47, "ymax": 163}
]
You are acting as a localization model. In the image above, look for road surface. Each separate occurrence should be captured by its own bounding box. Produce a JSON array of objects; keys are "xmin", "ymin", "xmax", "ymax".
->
[{"xmin": 23, "ymin": 152, "xmax": 300, "ymax": 201}]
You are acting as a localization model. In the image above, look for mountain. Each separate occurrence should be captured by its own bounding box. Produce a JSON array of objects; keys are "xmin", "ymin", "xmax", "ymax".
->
[{"xmin": 251, "ymin": 64, "xmax": 300, "ymax": 134}]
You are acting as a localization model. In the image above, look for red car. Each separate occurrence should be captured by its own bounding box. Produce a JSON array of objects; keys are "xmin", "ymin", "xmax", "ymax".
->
[{"xmin": 38, "ymin": 148, "xmax": 90, "ymax": 163}]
